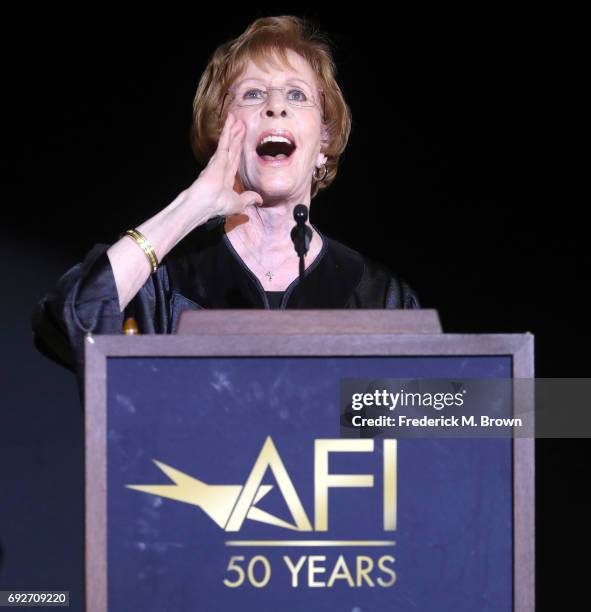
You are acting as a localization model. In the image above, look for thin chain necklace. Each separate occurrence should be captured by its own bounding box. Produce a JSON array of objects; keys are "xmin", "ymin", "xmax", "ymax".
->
[{"xmin": 233, "ymin": 227, "xmax": 309, "ymax": 282}]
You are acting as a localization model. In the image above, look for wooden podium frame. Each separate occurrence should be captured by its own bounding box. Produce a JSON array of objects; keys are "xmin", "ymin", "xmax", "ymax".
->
[{"xmin": 84, "ymin": 311, "xmax": 534, "ymax": 611}]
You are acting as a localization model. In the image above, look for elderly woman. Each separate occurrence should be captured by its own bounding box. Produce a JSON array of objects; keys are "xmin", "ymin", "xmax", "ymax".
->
[{"xmin": 32, "ymin": 15, "xmax": 420, "ymax": 384}]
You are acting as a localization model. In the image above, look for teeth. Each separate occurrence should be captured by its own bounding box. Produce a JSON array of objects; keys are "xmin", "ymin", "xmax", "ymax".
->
[{"xmin": 259, "ymin": 135, "xmax": 293, "ymax": 146}]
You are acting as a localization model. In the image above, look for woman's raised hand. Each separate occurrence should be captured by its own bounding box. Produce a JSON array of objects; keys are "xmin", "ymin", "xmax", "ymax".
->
[
  {"xmin": 108, "ymin": 113, "xmax": 263, "ymax": 312},
  {"xmin": 186, "ymin": 112, "xmax": 263, "ymax": 218}
]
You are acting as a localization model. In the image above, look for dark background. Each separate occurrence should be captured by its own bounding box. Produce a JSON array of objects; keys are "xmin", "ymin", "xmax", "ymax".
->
[{"xmin": 2, "ymin": 6, "xmax": 587, "ymax": 610}]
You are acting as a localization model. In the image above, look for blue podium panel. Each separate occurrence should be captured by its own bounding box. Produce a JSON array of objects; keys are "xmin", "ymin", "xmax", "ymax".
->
[{"xmin": 105, "ymin": 356, "xmax": 513, "ymax": 612}]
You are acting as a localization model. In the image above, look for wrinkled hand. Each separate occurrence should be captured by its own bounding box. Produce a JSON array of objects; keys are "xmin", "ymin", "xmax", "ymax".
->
[{"xmin": 187, "ymin": 112, "xmax": 263, "ymax": 217}]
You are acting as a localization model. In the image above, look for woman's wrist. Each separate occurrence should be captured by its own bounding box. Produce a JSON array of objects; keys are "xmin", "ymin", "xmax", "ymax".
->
[{"xmin": 135, "ymin": 188, "xmax": 217, "ymax": 262}]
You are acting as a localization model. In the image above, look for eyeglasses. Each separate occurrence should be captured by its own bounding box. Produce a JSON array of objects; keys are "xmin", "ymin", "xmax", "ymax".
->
[{"xmin": 219, "ymin": 85, "xmax": 326, "ymax": 121}]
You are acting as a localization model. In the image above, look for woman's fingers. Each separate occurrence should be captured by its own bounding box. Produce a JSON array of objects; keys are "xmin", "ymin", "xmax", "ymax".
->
[
  {"xmin": 216, "ymin": 112, "xmax": 235, "ymax": 156},
  {"xmin": 227, "ymin": 121, "xmax": 245, "ymax": 182},
  {"xmin": 203, "ymin": 114, "xmax": 237, "ymax": 174}
]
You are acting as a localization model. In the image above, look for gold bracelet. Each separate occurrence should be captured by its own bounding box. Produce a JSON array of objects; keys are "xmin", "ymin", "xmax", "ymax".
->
[{"xmin": 124, "ymin": 228, "xmax": 159, "ymax": 273}]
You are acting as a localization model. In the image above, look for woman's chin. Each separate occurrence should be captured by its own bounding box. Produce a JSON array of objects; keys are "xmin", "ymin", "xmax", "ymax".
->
[
  {"xmin": 243, "ymin": 163, "xmax": 309, "ymax": 202},
  {"xmin": 252, "ymin": 178, "xmax": 297, "ymax": 201}
]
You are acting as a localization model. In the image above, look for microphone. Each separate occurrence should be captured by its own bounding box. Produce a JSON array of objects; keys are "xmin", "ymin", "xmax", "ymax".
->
[{"xmin": 290, "ymin": 204, "xmax": 313, "ymax": 282}]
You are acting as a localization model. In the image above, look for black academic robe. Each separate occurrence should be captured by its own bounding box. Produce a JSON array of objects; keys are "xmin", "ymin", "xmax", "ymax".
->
[{"xmin": 31, "ymin": 217, "xmax": 420, "ymax": 388}]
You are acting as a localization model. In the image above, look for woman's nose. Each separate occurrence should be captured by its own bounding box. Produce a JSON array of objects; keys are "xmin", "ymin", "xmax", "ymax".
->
[
  {"xmin": 266, "ymin": 108, "xmax": 287, "ymax": 117},
  {"xmin": 262, "ymin": 89, "xmax": 288, "ymax": 117}
]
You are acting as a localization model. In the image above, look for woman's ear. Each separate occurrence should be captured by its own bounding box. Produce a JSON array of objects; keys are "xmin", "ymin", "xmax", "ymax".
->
[
  {"xmin": 316, "ymin": 152, "xmax": 328, "ymax": 167},
  {"xmin": 316, "ymin": 123, "xmax": 329, "ymax": 168},
  {"xmin": 320, "ymin": 123, "xmax": 330, "ymax": 150}
]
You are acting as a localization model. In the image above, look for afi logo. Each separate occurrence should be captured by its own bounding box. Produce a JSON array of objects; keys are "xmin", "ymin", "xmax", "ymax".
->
[{"xmin": 128, "ymin": 437, "xmax": 397, "ymax": 532}]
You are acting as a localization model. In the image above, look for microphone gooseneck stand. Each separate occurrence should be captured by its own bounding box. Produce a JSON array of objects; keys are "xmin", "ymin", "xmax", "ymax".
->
[{"xmin": 290, "ymin": 204, "xmax": 313, "ymax": 284}]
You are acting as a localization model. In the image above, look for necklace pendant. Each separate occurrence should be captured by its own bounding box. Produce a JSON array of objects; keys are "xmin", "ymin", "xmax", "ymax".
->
[{"xmin": 265, "ymin": 271, "xmax": 273, "ymax": 281}]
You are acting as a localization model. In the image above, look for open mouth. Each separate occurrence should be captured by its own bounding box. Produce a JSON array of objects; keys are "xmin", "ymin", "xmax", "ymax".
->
[{"xmin": 256, "ymin": 135, "xmax": 297, "ymax": 161}]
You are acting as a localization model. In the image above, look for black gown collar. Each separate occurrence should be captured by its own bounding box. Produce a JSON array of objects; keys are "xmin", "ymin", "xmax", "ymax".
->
[
  {"xmin": 221, "ymin": 218, "xmax": 328, "ymax": 309},
  {"xmin": 167, "ymin": 216, "xmax": 364, "ymax": 310}
]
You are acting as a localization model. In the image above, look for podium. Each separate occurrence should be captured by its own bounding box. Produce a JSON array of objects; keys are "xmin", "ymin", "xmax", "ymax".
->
[{"xmin": 84, "ymin": 311, "xmax": 534, "ymax": 611}]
